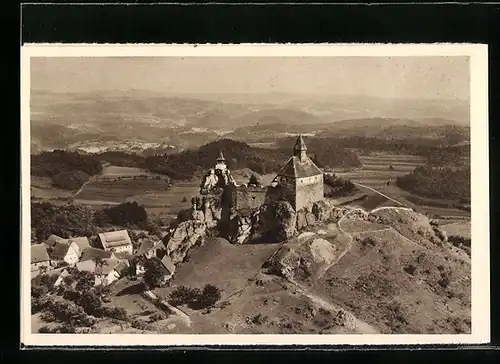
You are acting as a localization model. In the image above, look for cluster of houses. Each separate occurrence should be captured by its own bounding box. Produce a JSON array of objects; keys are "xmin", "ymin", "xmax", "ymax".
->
[{"xmin": 30, "ymin": 229, "xmax": 176, "ymax": 288}]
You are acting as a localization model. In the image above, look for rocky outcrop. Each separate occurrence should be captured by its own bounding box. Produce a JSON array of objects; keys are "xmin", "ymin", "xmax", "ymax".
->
[
  {"xmin": 296, "ymin": 201, "xmax": 348, "ymax": 232},
  {"xmin": 164, "ymin": 220, "xmax": 207, "ymax": 264}
]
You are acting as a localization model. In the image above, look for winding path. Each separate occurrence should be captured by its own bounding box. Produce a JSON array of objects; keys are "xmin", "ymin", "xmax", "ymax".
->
[
  {"xmin": 353, "ymin": 182, "xmax": 405, "ymax": 207},
  {"xmin": 143, "ymin": 290, "xmax": 192, "ymax": 327},
  {"xmin": 74, "ymin": 174, "xmax": 100, "ymax": 196}
]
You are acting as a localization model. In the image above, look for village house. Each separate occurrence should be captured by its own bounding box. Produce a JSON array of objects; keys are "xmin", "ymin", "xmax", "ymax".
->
[
  {"xmin": 49, "ymin": 240, "xmax": 80, "ymax": 267},
  {"xmin": 97, "ymin": 230, "xmax": 133, "ymax": 254},
  {"xmin": 68, "ymin": 236, "xmax": 91, "ymax": 256},
  {"xmin": 31, "ymin": 244, "xmax": 51, "ymax": 278},
  {"xmin": 76, "ymin": 258, "xmax": 128, "ymax": 286},
  {"xmin": 95, "ymin": 260, "xmax": 128, "ymax": 286}
]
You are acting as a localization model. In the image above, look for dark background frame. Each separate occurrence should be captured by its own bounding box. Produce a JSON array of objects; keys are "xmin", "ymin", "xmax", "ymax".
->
[{"xmin": 9, "ymin": 1, "xmax": 500, "ymax": 360}]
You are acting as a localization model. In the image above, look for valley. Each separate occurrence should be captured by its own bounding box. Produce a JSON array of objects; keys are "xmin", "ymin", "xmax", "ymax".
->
[{"xmin": 28, "ymin": 91, "xmax": 472, "ymax": 337}]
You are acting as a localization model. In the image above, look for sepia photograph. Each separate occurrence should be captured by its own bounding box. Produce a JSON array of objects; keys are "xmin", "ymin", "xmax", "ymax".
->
[{"xmin": 20, "ymin": 44, "xmax": 489, "ymax": 346}]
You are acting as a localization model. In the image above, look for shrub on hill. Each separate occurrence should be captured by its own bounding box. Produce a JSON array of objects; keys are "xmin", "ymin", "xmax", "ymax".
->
[{"xmin": 168, "ymin": 284, "xmax": 222, "ymax": 310}]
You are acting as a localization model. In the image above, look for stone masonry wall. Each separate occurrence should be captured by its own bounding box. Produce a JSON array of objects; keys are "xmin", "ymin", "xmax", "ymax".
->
[{"xmin": 295, "ymin": 175, "xmax": 324, "ymax": 211}]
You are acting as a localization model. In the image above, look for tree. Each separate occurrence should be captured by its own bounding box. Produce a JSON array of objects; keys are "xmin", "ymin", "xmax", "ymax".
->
[
  {"xmin": 74, "ymin": 270, "xmax": 95, "ymax": 293},
  {"xmin": 76, "ymin": 290, "xmax": 103, "ymax": 316},
  {"xmin": 101, "ymin": 202, "xmax": 148, "ymax": 227},
  {"xmin": 143, "ymin": 258, "xmax": 167, "ymax": 289},
  {"xmin": 198, "ymin": 284, "xmax": 222, "ymax": 308}
]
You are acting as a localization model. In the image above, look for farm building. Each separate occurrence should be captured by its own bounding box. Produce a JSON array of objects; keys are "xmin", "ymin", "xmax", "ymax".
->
[
  {"xmin": 97, "ymin": 230, "xmax": 133, "ymax": 254},
  {"xmin": 31, "ymin": 244, "xmax": 51, "ymax": 276},
  {"xmin": 49, "ymin": 241, "xmax": 80, "ymax": 266}
]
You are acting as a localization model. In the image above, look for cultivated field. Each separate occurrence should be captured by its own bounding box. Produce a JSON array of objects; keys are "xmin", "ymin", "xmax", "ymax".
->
[
  {"xmin": 31, "ymin": 176, "xmax": 74, "ymax": 199},
  {"xmin": 440, "ymin": 222, "xmax": 471, "ymax": 239},
  {"xmin": 337, "ymin": 152, "xmax": 427, "ymax": 190}
]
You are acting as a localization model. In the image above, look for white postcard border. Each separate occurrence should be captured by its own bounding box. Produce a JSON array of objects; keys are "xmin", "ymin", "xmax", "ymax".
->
[{"xmin": 20, "ymin": 43, "xmax": 490, "ymax": 347}]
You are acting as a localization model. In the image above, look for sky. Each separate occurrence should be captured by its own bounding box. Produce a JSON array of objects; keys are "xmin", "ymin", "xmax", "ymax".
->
[{"xmin": 31, "ymin": 56, "xmax": 470, "ymax": 100}]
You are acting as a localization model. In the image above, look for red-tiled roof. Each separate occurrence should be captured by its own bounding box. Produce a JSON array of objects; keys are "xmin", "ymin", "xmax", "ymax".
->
[{"xmin": 31, "ymin": 244, "xmax": 50, "ymax": 264}]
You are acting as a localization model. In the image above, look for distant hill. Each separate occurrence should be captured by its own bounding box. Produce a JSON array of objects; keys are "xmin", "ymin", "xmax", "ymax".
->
[{"xmin": 30, "ymin": 90, "xmax": 470, "ymax": 152}]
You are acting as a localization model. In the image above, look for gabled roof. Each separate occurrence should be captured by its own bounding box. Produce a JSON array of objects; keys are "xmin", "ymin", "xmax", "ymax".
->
[
  {"xmin": 80, "ymin": 247, "xmax": 113, "ymax": 262},
  {"xmin": 31, "ymin": 244, "xmax": 50, "ymax": 264},
  {"xmin": 98, "ymin": 230, "xmax": 132, "ymax": 249},
  {"xmin": 50, "ymin": 241, "xmax": 73, "ymax": 259},
  {"xmin": 136, "ymin": 240, "xmax": 155, "ymax": 256},
  {"xmin": 68, "ymin": 237, "xmax": 91, "ymax": 251},
  {"xmin": 45, "ymin": 234, "xmax": 66, "ymax": 247},
  {"xmin": 276, "ymin": 156, "xmax": 323, "ymax": 179},
  {"xmin": 161, "ymin": 255, "xmax": 176, "ymax": 275},
  {"xmin": 293, "ymin": 135, "xmax": 307, "ymax": 152}
]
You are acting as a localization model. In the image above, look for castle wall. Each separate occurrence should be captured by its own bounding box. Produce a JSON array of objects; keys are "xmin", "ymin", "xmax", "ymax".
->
[
  {"xmin": 230, "ymin": 185, "xmax": 283, "ymax": 212},
  {"xmin": 295, "ymin": 174, "xmax": 324, "ymax": 211}
]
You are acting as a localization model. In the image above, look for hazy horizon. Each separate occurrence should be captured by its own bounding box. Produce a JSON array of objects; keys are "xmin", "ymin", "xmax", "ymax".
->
[{"xmin": 31, "ymin": 56, "xmax": 470, "ymax": 102}]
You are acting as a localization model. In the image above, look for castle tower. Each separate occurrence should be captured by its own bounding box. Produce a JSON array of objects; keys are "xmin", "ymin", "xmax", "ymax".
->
[
  {"xmin": 293, "ymin": 135, "xmax": 308, "ymax": 163},
  {"xmin": 215, "ymin": 150, "xmax": 227, "ymax": 171},
  {"xmin": 273, "ymin": 135, "xmax": 324, "ymax": 211}
]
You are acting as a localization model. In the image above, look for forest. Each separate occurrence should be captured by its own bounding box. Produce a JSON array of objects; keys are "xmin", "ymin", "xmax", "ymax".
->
[
  {"xmin": 31, "ymin": 139, "xmax": 364, "ymax": 186},
  {"xmin": 396, "ymin": 166, "xmax": 470, "ymax": 202},
  {"xmin": 31, "ymin": 200, "xmax": 150, "ymax": 242}
]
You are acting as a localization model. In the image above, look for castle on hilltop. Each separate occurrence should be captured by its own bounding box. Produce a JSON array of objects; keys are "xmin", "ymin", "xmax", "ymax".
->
[{"xmin": 199, "ymin": 135, "xmax": 324, "ymax": 213}]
